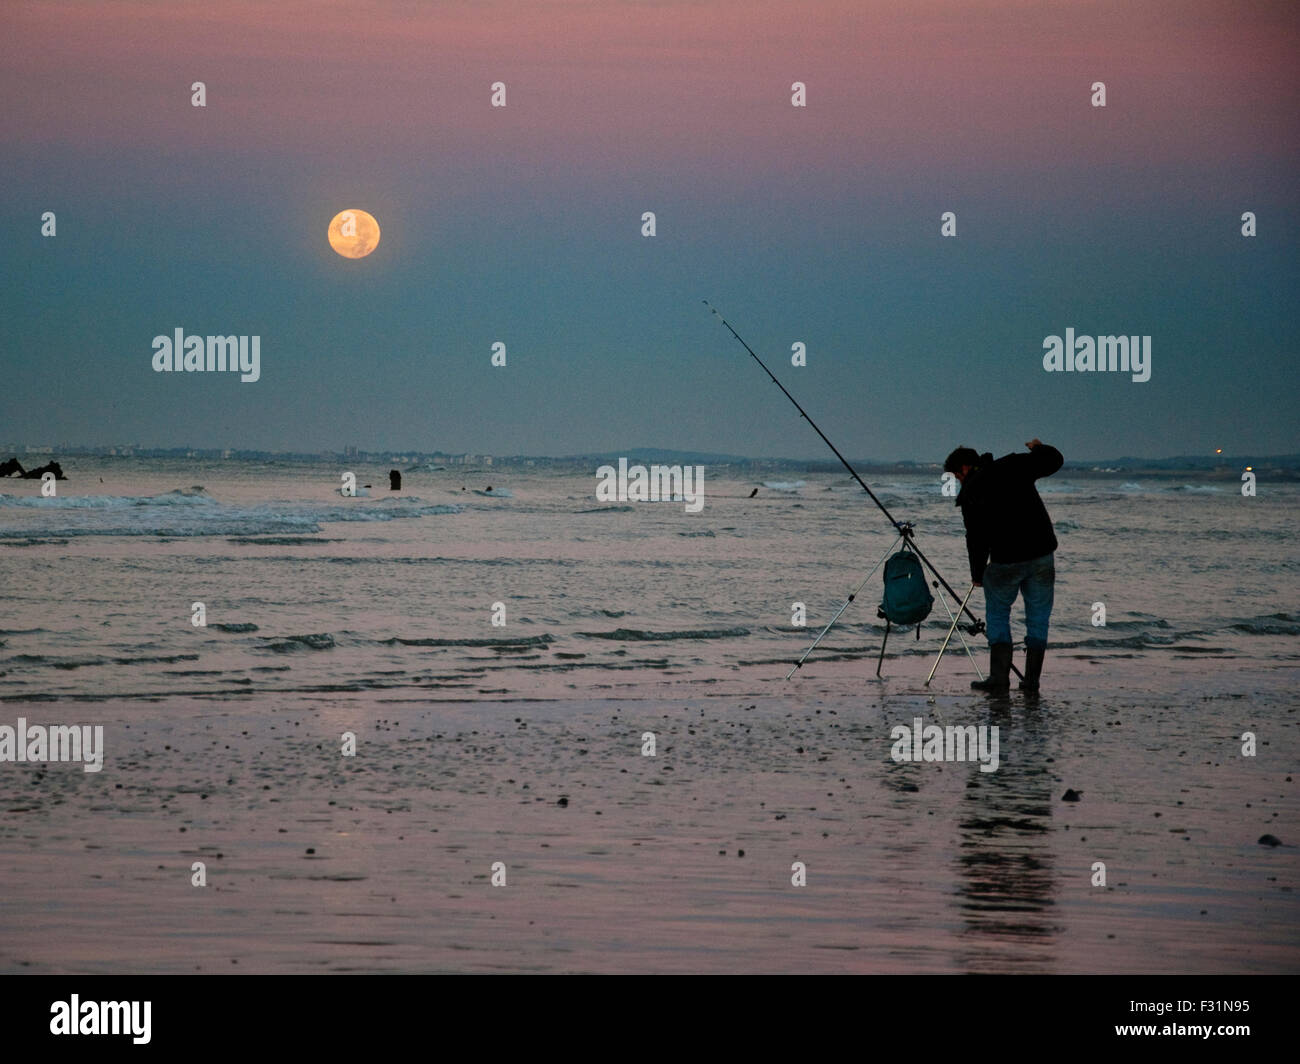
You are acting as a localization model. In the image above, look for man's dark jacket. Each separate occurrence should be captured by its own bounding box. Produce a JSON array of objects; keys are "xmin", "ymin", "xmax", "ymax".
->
[{"xmin": 955, "ymin": 444, "xmax": 1063, "ymax": 584}]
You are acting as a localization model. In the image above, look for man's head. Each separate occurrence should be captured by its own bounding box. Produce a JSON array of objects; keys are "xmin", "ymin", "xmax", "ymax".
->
[{"xmin": 944, "ymin": 446, "xmax": 980, "ymax": 482}]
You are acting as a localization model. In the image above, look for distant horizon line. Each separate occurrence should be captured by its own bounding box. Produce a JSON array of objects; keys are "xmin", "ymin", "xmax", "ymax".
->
[{"xmin": 3, "ymin": 442, "xmax": 1294, "ymax": 469}]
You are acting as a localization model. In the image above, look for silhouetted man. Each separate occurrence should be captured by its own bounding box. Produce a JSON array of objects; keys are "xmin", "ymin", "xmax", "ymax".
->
[{"xmin": 944, "ymin": 439, "xmax": 1063, "ymax": 694}]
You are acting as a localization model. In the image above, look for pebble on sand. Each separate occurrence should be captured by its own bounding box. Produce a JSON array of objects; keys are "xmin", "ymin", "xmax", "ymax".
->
[
  {"xmin": 1062, "ymin": 789, "xmax": 1082, "ymax": 802},
  {"xmin": 1257, "ymin": 834, "xmax": 1282, "ymax": 847}
]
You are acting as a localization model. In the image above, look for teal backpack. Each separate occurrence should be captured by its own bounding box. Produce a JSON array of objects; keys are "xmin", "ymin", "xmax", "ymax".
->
[{"xmin": 879, "ymin": 547, "xmax": 934, "ymax": 627}]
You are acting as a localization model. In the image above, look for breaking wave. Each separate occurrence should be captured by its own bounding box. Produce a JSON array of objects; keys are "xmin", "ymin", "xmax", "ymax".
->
[
  {"xmin": 263, "ymin": 633, "xmax": 336, "ymax": 652},
  {"xmin": 385, "ymin": 634, "xmax": 554, "ymax": 648},
  {"xmin": 0, "ymin": 490, "xmax": 461, "ymax": 538},
  {"xmin": 1227, "ymin": 613, "xmax": 1300, "ymax": 636},
  {"xmin": 577, "ymin": 627, "xmax": 751, "ymax": 641}
]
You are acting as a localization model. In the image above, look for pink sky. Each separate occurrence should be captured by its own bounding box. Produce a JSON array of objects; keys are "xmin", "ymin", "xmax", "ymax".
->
[{"xmin": 4, "ymin": 0, "xmax": 1296, "ymax": 184}]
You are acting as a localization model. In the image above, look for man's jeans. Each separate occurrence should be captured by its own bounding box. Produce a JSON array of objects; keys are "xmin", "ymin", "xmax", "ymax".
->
[{"xmin": 982, "ymin": 552, "xmax": 1055, "ymax": 649}]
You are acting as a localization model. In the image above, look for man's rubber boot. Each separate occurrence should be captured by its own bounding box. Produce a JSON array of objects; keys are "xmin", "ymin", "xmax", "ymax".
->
[
  {"xmin": 971, "ymin": 643, "xmax": 1012, "ymax": 694},
  {"xmin": 1019, "ymin": 646, "xmax": 1045, "ymax": 693}
]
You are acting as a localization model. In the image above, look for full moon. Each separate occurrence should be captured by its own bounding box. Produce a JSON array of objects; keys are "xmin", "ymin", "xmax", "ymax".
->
[{"xmin": 327, "ymin": 209, "xmax": 380, "ymax": 259}]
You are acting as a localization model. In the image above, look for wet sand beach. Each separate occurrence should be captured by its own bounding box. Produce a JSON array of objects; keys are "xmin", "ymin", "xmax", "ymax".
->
[
  {"xmin": 1, "ymin": 464, "xmax": 1297, "ymax": 972},
  {"xmin": 1, "ymin": 661, "xmax": 1295, "ymax": 974}
]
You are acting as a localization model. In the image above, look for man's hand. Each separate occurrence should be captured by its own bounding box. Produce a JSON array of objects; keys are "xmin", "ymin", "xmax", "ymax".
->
[{"xmin": 1025, "ymin": 438, "xmax": 1042, "ymax": 450}]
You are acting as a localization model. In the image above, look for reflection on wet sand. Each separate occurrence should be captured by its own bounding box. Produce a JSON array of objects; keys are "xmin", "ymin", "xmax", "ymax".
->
[{"xmin": 955, "ymin": 704, "xmax": 1057, "ymax": 973}]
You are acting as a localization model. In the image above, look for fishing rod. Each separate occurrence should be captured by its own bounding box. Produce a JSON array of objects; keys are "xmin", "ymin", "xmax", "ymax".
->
[{"xmin": 704, "ymin": 300, "xmax": 1004, "ymax": 656}]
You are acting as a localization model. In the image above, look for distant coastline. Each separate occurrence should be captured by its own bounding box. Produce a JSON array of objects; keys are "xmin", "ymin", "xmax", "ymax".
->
[{"xmin": 3, "ymin": 444, "xmax": 1297, "ymax": 481}]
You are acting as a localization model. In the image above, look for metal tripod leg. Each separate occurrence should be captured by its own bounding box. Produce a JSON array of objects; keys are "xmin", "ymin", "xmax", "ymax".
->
[{"xmin": 925, "ymin": 583, "xmax": 983, "ymax": 686}]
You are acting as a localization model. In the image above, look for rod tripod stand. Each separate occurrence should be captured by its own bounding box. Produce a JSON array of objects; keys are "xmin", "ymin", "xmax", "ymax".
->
[
  {"xmin": 786, "ymin": 530, "xmax": 906, "ymax": 680},
  {"xmin": 787, "ymin": 524, "xmax": 987, "ymax": 685}
]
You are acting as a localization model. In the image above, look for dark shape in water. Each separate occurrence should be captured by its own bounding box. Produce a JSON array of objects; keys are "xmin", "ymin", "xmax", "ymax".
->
[
  {"xmin": 2, "ymin": 458, "xmax": 68, "ymax": 480},
  {"xmin": 1062, "ymin": 788, "xmax": 1082, "ymax": 802},
  {"xmin": 1258, "ymin": 834, "xmax": 1283, "ymax": 847},
  {"xmin": 389, "ymin": 470, "xmax": 401, "ymax": 491},
  {"xmin": 27, "ymin": 461, "xmax": 67, "ymax": 480}
]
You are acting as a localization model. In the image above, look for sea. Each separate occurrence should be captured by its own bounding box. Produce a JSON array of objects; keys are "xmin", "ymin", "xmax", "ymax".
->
[
  {"xmin": 1, "ymin": 456, "xmax": 1298, "ymax": 975},
  {"xmin": 1, "ymin": 456, "xmax": 1296, "ymax": 706}
]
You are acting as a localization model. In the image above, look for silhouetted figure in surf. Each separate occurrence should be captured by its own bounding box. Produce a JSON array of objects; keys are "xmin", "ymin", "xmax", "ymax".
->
[
  {"xmin": 748, "ymin": 488, "xmax": 758, "ymax": 498},
  {"xmin": 19, "ymin": 460, "xmax": 67, "ymax": 480},
  {"xmin": 389, "ymin": 470, "xmax": 401, "ymax": 491},
  {"xmin": 945, "ymin": 439, "xmax": 1063, "ymax": 695},
  {"xmin": 0, "ymin": 458, "xmax": 25, "ymax": 477}
]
